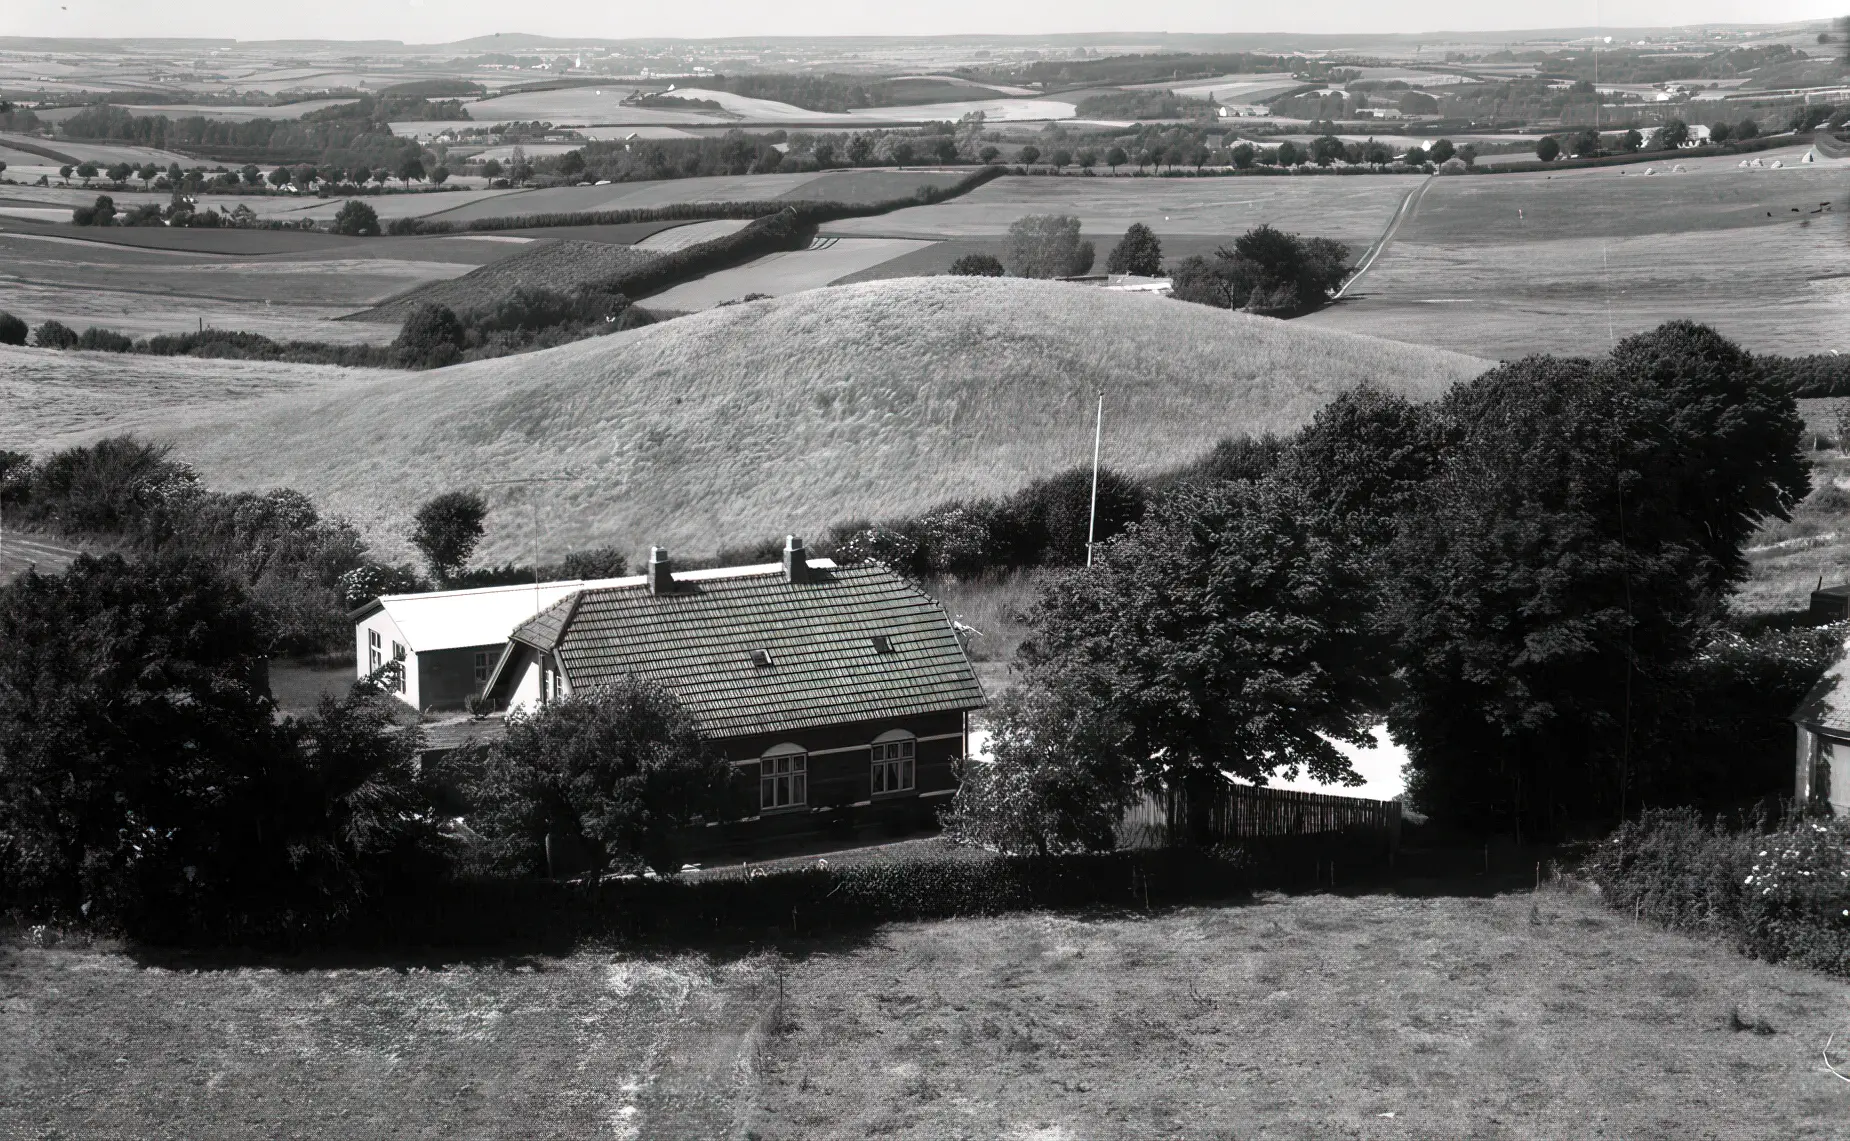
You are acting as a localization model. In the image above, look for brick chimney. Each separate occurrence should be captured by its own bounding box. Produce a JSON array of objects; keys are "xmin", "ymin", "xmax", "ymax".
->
[
  {"xmin": 647, "ymin": 546, "xmax": 675, "ymax": 595},
  {"xmin": 783, "ymin": 535, "xmax": 814, "ymax": 584}
]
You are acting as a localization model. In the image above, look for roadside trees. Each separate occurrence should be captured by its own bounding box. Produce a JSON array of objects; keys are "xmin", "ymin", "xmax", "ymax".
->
[
  {"xmin": 1231, "ymin": 142, "xmax": 1255, "ymax": 168},
  {"xmin": 75, "ymin": 160, "xmax": 97, "ymax": 182},
  {"xmin": 429, "ymin": 165, "xmax": 449, "ymax": 185},
  {"xmin": 1050, "ymin": 148, "xmax": 1072, "ymax": 170},
  {"xmin": 1572, "ymin": 127, "xmax": 1602, "ymax": 156},
  {"xmin": 1104, "ymin": 145, "xmax": 1127, "ymax": 173},
  {"xmin": 1076, "ymin": 148, "xmax": 1097, "ymax": 172},
  {"xmin": 1105, "ymin": 222, "xmax": 1163, "ymax": 276},
  {"xmin": 267, "ymin": 166, "xmax": 290, "ymax": 188},
  {"xmin": 397, "ymin": 157, "xmax": 425, "ymax": 185},
  {"xmin": 1310, "ymin": 135, "xmax": 1345, "ymax": 166},
  {"xmin": 977, "ymin": 144, "xmax": 999, "ymax": 164},
  {"xmin": 1018, "ymin": 144, "xmax": 1041, "ymax": 166},
  {"xmin": 1003, "ymin": 213, "xmax": 1094, "ymax": 278},
  {"xmin": 1276, "ymin": 140, "xmax": 1303, "ymax": 166},
  {"xmin": 1428, "ymin": 139, "xmax": 1456, "ymax": 163}
]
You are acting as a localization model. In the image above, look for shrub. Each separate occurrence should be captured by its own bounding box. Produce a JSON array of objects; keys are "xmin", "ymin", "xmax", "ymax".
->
[
  {"xmin": 1583, "ymin": 809, "xmax": 1850, "ymax": 976},
  {"xmin": 1169, "ymin": 225, "xmax": 1350, "ymax": 314},
  {"xmin": 1105, "ymin": 222, "xmax": 1163, "ymax": 276},
  {"xmin": 1004, "ymin": 214, "xmax": 1095, "ymax": 278},
  {"xmin": 393, "ymin": 303, "xmax": 466, "ymax": 367},
  {"xmin": 331, "ymin": 199, "xmax": 381, "ymax": 237},
  {"xmin": 0, "ymin": 310, "xmax": 27, "ymax": 346},
  {"xmin": 336, "ymin": 562, "xmax": 427, "ymax": 608},
  {"xmin": 32, "ymin": 320, "xmax": 77, "ymax": 349},
  {"xmin": 76, "ymin": 326, "xmax": 133, "ymax": 352},
  {"xmin": 949, "ymin": 252, "xmax": 1005, "ymax": 276},
  {"xmin": 456, "ymin": 680, "xmax": 729, "ymax": 877}
]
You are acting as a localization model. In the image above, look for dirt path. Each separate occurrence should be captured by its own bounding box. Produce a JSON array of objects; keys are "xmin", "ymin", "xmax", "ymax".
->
[{"xmin": 1333, "ymin": 173, "xmax": 1434, "ymax": 301}]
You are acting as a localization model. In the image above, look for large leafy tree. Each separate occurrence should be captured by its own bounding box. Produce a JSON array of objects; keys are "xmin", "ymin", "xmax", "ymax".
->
[
  {"xmin": 1022, "ymin": 477, "xmax": 1386, "ymax": 841},
  {"xmin": 1105, "ymin": 222, "xmax": 1163, "ymax": 276},
  {"xmin": 1003, "ymin": 213, "xmax": 1095, "ymax": 278},
  {"xmin": 1382, "ymin": 328, "xmax": 1808, "ymax": 835},
  {"xmin": 409, "ymin": 489, "xmax": 487, "ymax": 584},
  {"xmin": 461, "ymin": 679, "xmax": 727, "ymax": 876}
]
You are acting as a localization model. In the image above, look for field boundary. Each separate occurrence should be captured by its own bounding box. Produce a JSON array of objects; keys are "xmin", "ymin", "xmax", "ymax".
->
[{"xmin": 1332, "ymin": 174, "xmax": 1431, "ymax": 301}]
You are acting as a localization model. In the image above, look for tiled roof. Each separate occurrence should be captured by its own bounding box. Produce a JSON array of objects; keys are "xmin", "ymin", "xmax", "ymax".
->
[{"xmin": 508, "ymin": 562, "xmax": 986, "ymax": 739}]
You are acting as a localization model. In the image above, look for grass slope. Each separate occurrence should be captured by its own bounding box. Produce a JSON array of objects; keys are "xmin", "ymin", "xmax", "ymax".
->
[
  {"xmin": 128, "ymin": 276, "xmax": 1486, "ymax": 565},
  {"xmin": 9, "ymin": 886, "xmax": 1849, "ymax": 1139}
]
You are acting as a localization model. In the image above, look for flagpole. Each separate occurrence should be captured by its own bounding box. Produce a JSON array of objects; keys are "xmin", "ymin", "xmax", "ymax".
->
[{"xmin": 1087, "ymin": 391, "xmax": 1103, "ymax": 567}]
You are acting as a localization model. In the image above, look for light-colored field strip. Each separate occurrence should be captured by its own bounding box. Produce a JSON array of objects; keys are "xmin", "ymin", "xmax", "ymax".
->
[
  {"xmin": 641, "ymin": 238, "xmax": 937, "ymax": 310},
  {"xmin": 426, "ymin": 172, "xmax": 834, "ymax": 223},
  {"xmin": 632, "ymin": 218, "xmax": 755, "ymax": 251}
]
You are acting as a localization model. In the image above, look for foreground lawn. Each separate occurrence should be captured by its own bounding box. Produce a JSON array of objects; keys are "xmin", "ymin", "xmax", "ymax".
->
[
  {"xmin": 751, "ymin": 889, "xmax": 1850, "ymax": 1140},
  {"xmin": 6, "ymin": 887, "xmax": 1849, "ymax": 1139}
]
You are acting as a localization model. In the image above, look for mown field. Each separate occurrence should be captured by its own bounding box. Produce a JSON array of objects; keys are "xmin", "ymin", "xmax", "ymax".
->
[
  {"xmin": 1301, "ymin": 147, "xmax": 1849, "ymax": 359},
  {"xmin": 71, "ymin": 276, "xmax": 1487, "ymax": 565},
  {"xmin": 644, "ymin": 237, "xmax": 935, "ymax": 310},
  {"xmin": 9, "ymin": 885, "xmax": 1849, "ymax": 1140},
  {"xmin": 357, "ymin": 239, "xmax": 661, "ymax": 323}
]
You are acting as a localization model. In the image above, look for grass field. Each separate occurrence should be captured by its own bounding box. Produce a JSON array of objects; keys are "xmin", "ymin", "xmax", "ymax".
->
[
  {"xmin": 631, "ymin": 217, "xmax": 755, "ymax": 251},
  {"xmin": 1301, "ymin": 147, "xmax": 1849, "ymax": 359},
  {"xmin": 9, "ymin": 885, "xmax": 1850, "ymax": 1139},
  {"xmin": 0, "ymin": 344, "xmax": 392, "ymax": 451},
  {"xmin": 643, "ymin": 237, "xmax": 936, "ymax": 310},
  {"xmin": 820, "ymin": 173, "xmax": 1427, "ymax": 252},
  {"xmin": 1740, "ymin": 398, "xmax": 1850, "ymax": 613},
  {"xmin": 85, "ymin": 276, "xmax": 1486, "ymax": 565},
  {"xmin": 355, "ymin": 239, "xmax": 661, "ymax": 323}
]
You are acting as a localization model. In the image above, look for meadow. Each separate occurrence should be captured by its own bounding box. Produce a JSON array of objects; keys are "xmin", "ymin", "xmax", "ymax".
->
[
  {"xmin": 10, "ymin": 885, "xmax": 1850, "ymax": 1140},
  {"xmin": 356, "ymin": 238, "xmax": 660, "ymax": 323},
  {"xmin": 1739, "ymin": 397, "xmax": 1850, "ymax": 613},
  {"xmin": 1301, "ymin": 147, "xmax": 1848, "ymax": 359},
  {"xmin": 820, "ymin": 173, "xmax": 1427, "ymax": 252},
  {"xmin": 71, "ymin": 276, "xmax": 1487, "ymax": 565},
  {"xmin": 463, "ymin": 85, "xmax": 1077, "ymax": 126},
  {"xmin": 643, "ymin": 237, "xmax": 936, "ymax": 310}
]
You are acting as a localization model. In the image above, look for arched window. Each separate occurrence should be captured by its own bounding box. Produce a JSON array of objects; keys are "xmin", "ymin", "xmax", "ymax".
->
[
  {"xmin": 871, "ymin": 729, "xmax": 916, "ymax": 794},
  {"xmin": 761, "ymin": 743, "xmax": 807, "ymax": 810}
]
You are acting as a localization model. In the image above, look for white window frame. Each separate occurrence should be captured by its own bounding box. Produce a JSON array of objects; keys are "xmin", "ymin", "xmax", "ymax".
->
[
  {"xmin": 367, "ymin": 628, "xmax": 382, "ymax": 674},
  {"xmin": 760, "ymin": 745, "xmax": 808, "ymax": 811},
  {"xmin": 474, "ymin": 651, "xmax": 491, "ymax": 685},
  {"xmin": 871, "ymin": 731, "xmax": 916, "ymax": 795},
  {"xmin": 390, "ymin": 640, "xmax": 407, "ymax": 694}
]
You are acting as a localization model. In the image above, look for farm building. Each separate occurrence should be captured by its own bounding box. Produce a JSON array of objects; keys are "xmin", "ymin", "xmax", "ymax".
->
[
  {"xmin": 481, "ymin": 537, "xmax": 987, "ymax": 854},
  {"xmin": 1791, "ymin": 643, "xmax": 1850, "ymax": 817},
  {"xmin": 350, "ymin": 575, "xmax": 640, "ymax": 712}
]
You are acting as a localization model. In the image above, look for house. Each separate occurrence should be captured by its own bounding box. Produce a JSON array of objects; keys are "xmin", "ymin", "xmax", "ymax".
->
[
  {"xmin": 349, "ymin": 575, "xmax": 641, "ymax": 712},
  {"xmin": 481, "ymin": 537, "xmax": 988, "ymax": 854},
  {"xmin": 1792, "ymin": 647, "xmax": 1850, "ymax": 817}
]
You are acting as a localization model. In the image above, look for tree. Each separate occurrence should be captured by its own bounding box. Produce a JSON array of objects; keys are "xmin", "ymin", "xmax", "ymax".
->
[
  {"xmin": 429, "ymin": 164, "xmax": 449, "ymax": 185},
  {"xmin": 481, "ymin": 158, "xmax": 504, "ymax": 179},
  {"xmin": 71, "ymin": 194, "xmax": 115, "ymax": 226},
  {"xmin": 1573, "ymin": 128, "xmax": 1601, "ymax": 157},
  {"xmin": 1076, "ymin": 148, "xmax": 1097, "ymax": 171},
  {"xmin": 1658, "ymin": 118, "xmax": 1691, "ymax": 149},
  {"xmin": 949, "ymin": 252, "xmax": 1005, "ymax": 276},
  {"xmin": 267, "ymin": 166, "xmax": 290, "ymax": 188},
  {"xmin": 1230, "ymin": 142, "xmax": 1255, "ymax": 169},
  {"xmin": 1023, "ymin": 477, "xmax": 1385, "ymax": 841},
  {"xmin": 410, "ymin": 490, "xmax": 488, "ymax": 583},
  {"xmin": 75, "ymin": 160, "xmax": 97, "ymax": 181},
  {"xmin": 977, "ymin": 144, "xmax": 999, "ymax": 164},
  {"xmin": 1536, "ymin": 136, "xmax": 1561, "ymax": 162},
  {"xmin": 1735, "ymin": 118, "xmax": 1759, "ymax": 140},
  {"xmin": 460, "ymin": 680, "xmax": 726, "ymax": 876},
  {"xmin": 106, "ymin": 161, "xmax": 132, "ymax": 184},
  {"xmin": 557, "ymin": 150, "xmax": 585, "ymax": 177},
  {"xmin": 394, "ymin": 302, "xmax": 466, "ymax": 367},
  {"xmin": 1310, "ymin": 135, "xmax": 1345, "ymax": 166},
  {"xmin": 1276, "ymin": 140, "xmax": 1303, "ymax": 166},
  {"xmin": 32, "ymin": 320, "xmax": 78, "ymax": 349},
  {"xmin": 1018, "ymin": 144, "xmax": 1041, "ymax": 166},
  {"xmin": 1709, "ymin": 121, "xmax": 1734, "ymax": 143},
  {"xmin": 1104, "ymin": 145, "xmax": 1127, "ymax": 173},
  {"xmin": 1105, "ymin": 222, "xmax": 1163, "ymax": 276},
  {"xmin": 933, "ymin": 138, "xmax": 958, "ymax": 164},
  {"xmin": 397, "ymin": 157, "xmax": 425, "ymax": 185},
  {"xmin": 58, "ymin": 164, "xmax": 72, "ymax": 183},
  {"xmin": 331, "ymin": 199, "xmax": 381, "ymax": 236},
  {"xmin": 1428, "ymin": 139, "xmax": 1456, "ymax": 164},
  {"xmin": 0, "ymin": 310, "xmax": 26, "ymax": 346},
  {"xmin": 1402, "ymin": 144, "xmax": 1427, "ymax": 165},
  {"xmin": 1004, "ymin": 213, "xmax": 1094, "ymax": 278},
  {"xmin": 1049, "ymin": 148, "xmax": 1072, "ymax": 170}
]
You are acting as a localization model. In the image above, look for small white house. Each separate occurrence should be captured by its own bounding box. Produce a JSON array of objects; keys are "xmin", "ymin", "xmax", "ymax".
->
[
  {"xmin": 350, "ymin": 576, "xmax": 640, "ymax": 711},
  {"xmin": 1792, "ymin": 645, "xmax": 1850, "ymax": 817}
]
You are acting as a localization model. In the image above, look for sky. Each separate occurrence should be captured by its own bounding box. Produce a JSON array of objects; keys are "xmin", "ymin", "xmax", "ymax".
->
[{"xmin": 0, "ymin": 0, "xmax": 1842, "ymax": 43}]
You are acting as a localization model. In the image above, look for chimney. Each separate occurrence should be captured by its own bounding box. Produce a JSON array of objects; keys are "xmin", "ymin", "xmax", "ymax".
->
[
  {"xmin": 783, "ymin": 534, "xmax": 813, "ymax": 584},
  {"xmin": 647, "ymin": 546, "xmax": 675, "ymax": 595}
]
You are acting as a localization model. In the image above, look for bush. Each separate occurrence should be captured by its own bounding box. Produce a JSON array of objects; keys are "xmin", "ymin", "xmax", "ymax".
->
[
  {"xmin": 456, "ymin": 680, "xmax": 729, "ymax": 877},
  {"xmin": 1582, "ymin": 809, "xmax": 1850, "ymax": 976},
  {"xmin": 331, "ymin": 199, "xmax": 381, "ymax": 236},
  {"xmin": 1105, "ymin": 222, "xmax": 1163, "ymax": 276},
  {"xmin": 0, "ymin": 310, "xmax": 26, "ymax": 346},
  {"xmin": 1170, "ymin": 225, "xmax": 1350, "ymax": 313},
  {"xmin": 32, "ymin": 320, "xmax": 77, "ymax": 349},
  {"xmin": 393, "ymin": 304, "xmax": 466, "ymax": 367},
  {"xmin": 336, "ymin": 562, "xmax": 427, "ymax": 608},
  {"xmin": 76, "ymin": 326, "xmax": 133, "ymax": 352},
  {"xmin": 1004, "ymin": 214, "xmax": 1095, "ymax": 278},
  {"xmin": 949, "ymin": 252, "xmax": 1005, "ymax": 276}
]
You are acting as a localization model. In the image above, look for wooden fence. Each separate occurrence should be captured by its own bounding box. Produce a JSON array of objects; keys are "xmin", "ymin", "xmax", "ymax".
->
[{"xmin": 1119, "ymin": 779, "xmax": 1401, "ymax": 852}]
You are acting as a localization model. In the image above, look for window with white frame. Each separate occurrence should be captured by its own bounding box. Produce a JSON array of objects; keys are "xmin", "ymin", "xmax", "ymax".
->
[
  {"xmin": 760, "ymin": 749, "xmax": 807, "ymax": 810},
  {"xmin": 871, "ymin": 733, "xmax": 916, "ymax": 794},
  {"xmin": 368, "ymin": 629, "xmax": 382, "ymax": 674},
  {"xmin": 390, "ymin": 641, "xmax": 407, "ymax": 693},
  {"xmin": 474, "ymin": 651, "xmax": 491, "ymax": 685}
]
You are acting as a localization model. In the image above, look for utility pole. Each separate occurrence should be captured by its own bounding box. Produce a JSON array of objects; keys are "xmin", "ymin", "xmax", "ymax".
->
[
  {"xmin": 486, "ymin": 474, "xmax": 577, "ymax": 616},
  {"xmin": 1086, "ymin": 392, "xmax": 1103, "ymax": 567}
]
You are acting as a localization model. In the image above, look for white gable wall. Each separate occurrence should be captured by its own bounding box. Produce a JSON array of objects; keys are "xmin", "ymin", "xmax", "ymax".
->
[{"xmin": 355, "ymin": 608, "xmax": 419, "ymax": 708}]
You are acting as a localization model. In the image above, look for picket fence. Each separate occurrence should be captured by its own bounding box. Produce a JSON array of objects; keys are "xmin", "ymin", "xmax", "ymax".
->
[{"xmin": 1118, "ymin": 779, "xmax": 1402, "ymax": 852}]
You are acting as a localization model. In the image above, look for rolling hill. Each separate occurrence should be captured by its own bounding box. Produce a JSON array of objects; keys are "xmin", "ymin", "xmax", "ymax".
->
[{"xmin": 122, "ymin": 277, "xmax": 1490, "ymax": 564}]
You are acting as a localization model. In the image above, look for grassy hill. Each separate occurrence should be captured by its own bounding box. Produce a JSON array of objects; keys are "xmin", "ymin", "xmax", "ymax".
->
[{"xmin": 128, "ymin": 277, "xmax": 1489, "ymax": 564}]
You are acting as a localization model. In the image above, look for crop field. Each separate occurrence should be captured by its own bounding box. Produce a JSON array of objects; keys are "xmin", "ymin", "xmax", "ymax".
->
[
  {"xmin": 631, "ymin": 218, "xmax": 755, "ymax": 251},
  {"xmin": 643, "ymin": 238, "xmax": 937, "ymax": 310},
  {"xmin": 821, "ymin": 173, "xmax": 1427, "ymax": 251},
  {"xmin": 0, "ymin": 344, "xmax": 385, "ymax": 451},
  {"xmin": 464, "ymin": 85, "xmax": 1077, "ymax": 126},
  {"xmin": 10, "ymin": 886, "xmax": 1850, "ymax": 1140},
  {"xmin": 0, "ymin": 131, "xmax": 194, "ymax": 169},
  {"xmin": 425, "ymin": 173, "xmax": 838, "ymax": 224},
  {"xmin": 92, "ymin": 276, "xmax": 1486, "ymax": 564},
  {"xmin": 776, "ymin": 169, "xmax": 968, "ymax": 204},
  {"xmin": 1301, "ymin": 147, "xmax": 1850, "ymax": 359},
  {"xmin": 357, "ymin": 239, "xmax": 661, "ymax": 322}
]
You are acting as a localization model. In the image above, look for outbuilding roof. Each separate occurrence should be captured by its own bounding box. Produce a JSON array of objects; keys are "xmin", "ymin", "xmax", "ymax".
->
[
  {"xmin": 489, "ymin": 561, "xmax": 986, "ymax": 739},
  {"xmin": 350, "ymin": 576, "xmax": 644, "ymax": 653}
]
